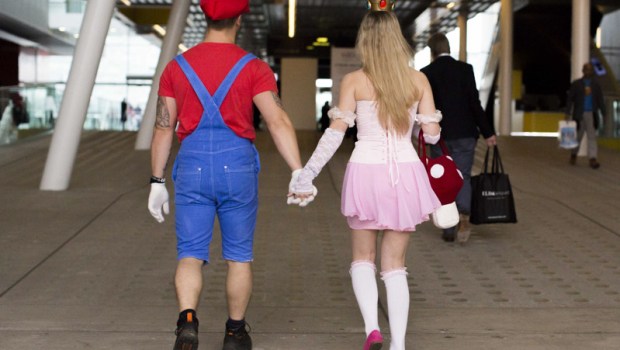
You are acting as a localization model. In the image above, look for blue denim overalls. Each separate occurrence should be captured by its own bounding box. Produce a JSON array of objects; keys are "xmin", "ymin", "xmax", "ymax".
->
[{"xmin": 172, "ymin": 53, "xmax": 260, "ymax": 263}]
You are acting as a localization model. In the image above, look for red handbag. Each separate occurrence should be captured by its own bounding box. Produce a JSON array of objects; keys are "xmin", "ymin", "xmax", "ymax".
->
[{"xmin": 417, "ymin": 130, "xmax": 463, "ymax": 205}]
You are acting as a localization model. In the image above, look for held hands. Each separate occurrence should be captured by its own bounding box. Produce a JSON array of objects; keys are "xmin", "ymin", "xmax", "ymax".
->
[
  {"xmin": 148, "ymin": 183, "xmax": 169, "ymax": 223},
  {"xmin": 287, "ymin": 169, "xmax": 318, "ymax": 207}
]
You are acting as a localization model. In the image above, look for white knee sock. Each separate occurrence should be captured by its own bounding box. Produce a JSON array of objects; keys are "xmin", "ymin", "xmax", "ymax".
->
[
  {"xmin": 350, "ymin": 260, "xmax": 380, "ymax": 336},
  {"xmin": 382, "ymin": 268, "xmax": 409, "ymax": 350}
]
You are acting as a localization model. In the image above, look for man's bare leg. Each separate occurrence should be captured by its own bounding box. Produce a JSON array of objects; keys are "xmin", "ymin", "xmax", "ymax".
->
[
  {"xmin": 222, "ymin": 261, "xmax": 253, "ymax": 349},
  {"xmin": 173, "ymin": 257, "xmax": 203, "ymax": 350},
  {"xmin": 175, "ymin": 257, "xmax": 204, "ymax": 311},
  {"xmin": 226, "ymin": 261, "xmax": 253, "ymax": 320}
]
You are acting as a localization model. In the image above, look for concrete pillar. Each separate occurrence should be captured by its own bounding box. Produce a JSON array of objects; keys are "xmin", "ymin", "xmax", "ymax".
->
[
  {"xmin": 571, "ymin": 0, "xmax": 590, "ymax": 81},
  {"xmin": 458, "ymin": 11, "xmax": 467, "ymax": 62},
  {"xmin": 281, "ymin": 58, "xmax": 318, "ymax": 130},
  {"xmin": 499, "ymin": 0, "xmax": 513, "ymax": 136},
  {"xmin": 135, "ymin": 0, "xmax": 191, "ymax": 150},
  {"xmin": 40, "ymin": 0, "xmax": 115, "ymax": 191}
]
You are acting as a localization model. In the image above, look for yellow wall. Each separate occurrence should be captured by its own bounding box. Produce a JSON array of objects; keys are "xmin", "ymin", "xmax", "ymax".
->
[
  {"xmin": 523, "ymin": 112, "xmax": 565, "ymax": 132},
  {"xmin": 512, "ymin": 70, "xmax": 522, "ymax": 100}
]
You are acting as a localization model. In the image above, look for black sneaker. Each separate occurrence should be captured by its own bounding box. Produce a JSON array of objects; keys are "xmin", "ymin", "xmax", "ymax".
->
[
  {"xmin": 222, "ymin": 324, "xmax": 252, "ymax": 350},
  {"xmin": 174, "ymin": 311, "xmax": 199, "ymax": 350}
]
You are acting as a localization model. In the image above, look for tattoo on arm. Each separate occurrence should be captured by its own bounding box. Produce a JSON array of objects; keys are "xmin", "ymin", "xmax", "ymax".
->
[
  {"xmin": 270, "ymin": 91, "xmax": 283, "ymax": 109},
  {"xmin": 156, "ymin": 97, "xmax": 170, "ymax": 128}
]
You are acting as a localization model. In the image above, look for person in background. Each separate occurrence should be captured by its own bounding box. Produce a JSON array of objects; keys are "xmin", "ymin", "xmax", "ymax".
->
[
  {"xmin": 120, "ymin": 98, "xmax": 128, "ymax": 130},
  {"xmin": 45, "ymin": 93, "xmax": 57, "ymax": 127},
  {"xmin": 319, "ymin": 101, "xmax": 330, "ymax": 132},
  {"xmin": 290, "ymin": 2, "xmax": 442, "ymax": 349},
  {"xmin": 0, "ymin": 99, "xmax": 17, "ymax": 144},
  {"xmin": 420, "ymin": 33, "xmax": 497, "ymax": 244},
  {"xmin": 147, "ymin": 1, "xmax": 306, "ymax": 349},
  {"xmin": 566, "ymin": 62, "xmax": 605, "ymax": 169}
]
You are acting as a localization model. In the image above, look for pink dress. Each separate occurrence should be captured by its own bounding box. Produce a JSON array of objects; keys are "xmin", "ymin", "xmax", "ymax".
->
[{"xmin": 341, "ymin": 101, "xmax": 441, "ymax": 231}]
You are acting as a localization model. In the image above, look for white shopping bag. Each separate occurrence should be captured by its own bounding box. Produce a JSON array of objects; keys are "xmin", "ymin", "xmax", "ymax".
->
[{"xmin": 558, "ymin": 120, "xmax": 578, "ymax": 149}]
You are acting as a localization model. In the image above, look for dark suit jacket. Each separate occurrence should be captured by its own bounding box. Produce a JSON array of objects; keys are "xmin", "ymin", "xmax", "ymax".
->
[
  {"xmin": 420, "ymin": 56, "xmax": 495, "ymax": 140},
  {"xmin": 565, "ymin": 77, "xmax": 605, "ymax": 129}
]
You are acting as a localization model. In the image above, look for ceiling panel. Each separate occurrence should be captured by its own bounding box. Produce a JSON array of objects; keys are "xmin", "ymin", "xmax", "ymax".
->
[{"xmin": 116, "ymin": 0, "xmax": 502, "ymax": 61}]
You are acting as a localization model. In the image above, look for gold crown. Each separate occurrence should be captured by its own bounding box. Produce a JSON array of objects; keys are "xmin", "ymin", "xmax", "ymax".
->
[{"xmin": 368, "ymin": 0, "xmax": 396, "ymax": 12}]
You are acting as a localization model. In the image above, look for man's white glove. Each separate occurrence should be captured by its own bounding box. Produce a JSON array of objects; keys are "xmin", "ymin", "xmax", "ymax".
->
[
  {"xmin": 148, "ymin": 183, "xmax": 169, "ymax": 223},
  {"xmin": 287, "ymin": 169, "xmax": 318, "ymax": 207}
]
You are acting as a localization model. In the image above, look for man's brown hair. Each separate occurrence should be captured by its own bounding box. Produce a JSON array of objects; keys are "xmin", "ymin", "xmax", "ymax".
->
[{"xmin": 206, "ymin": 16, "xmax": 239, "ymax": 30}]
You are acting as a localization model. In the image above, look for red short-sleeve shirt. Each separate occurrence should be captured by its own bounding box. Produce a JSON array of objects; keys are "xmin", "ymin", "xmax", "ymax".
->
[{"xmin": 159, "ymin": 43, "xmax": 277, "ymax": 142}]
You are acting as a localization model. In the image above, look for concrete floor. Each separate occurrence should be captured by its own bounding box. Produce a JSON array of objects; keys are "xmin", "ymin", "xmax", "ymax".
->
[{"xmin": 0, "ymin": 130, "xmax": 619, "ymax": 350}]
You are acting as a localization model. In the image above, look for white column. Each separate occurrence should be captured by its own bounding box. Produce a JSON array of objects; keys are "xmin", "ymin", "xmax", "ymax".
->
[
  {"xmin": 135, "ymin": 0, "xmax": 191, "ymax": 150},
  {"xmin": 571, "ymin": 0, "xmax": 590, "ymax": 81},
  {"xmin": 458, "ymin": 11, "xmax": 467, "ymax": 62},
  {"xmin": 40, "ymin": 0, "xmax": 115, "ymax": 191},
  {"xmin": 499, "ymin": 0, "xmax": 513, "ymax": 136}
]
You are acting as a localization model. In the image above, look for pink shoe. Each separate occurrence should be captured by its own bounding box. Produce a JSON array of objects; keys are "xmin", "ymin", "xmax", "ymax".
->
[{"xmin": 363, "ymin": 330, "xmax": 383, "ymax": 350}]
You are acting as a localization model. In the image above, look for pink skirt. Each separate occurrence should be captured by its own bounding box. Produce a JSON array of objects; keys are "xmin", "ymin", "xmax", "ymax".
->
[{"xmin": 341, "ymin": 161, "xmax": 441, "ymax": 232}]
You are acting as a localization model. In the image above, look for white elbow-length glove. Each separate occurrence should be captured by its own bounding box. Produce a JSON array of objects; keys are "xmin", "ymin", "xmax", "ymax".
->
[
  {"xmin": 417, "ymin": 110, "xmax": 443, "ymax": 145},
  {"xmin": 148, "ymin": 183, "xmax": 169, "ymax": 223},
  {"xmin": 290, "ymin": 128, "xmax": 345, "ymax": 207}
]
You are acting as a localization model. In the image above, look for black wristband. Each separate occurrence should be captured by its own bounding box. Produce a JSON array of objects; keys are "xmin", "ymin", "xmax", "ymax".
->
[{"xmin": 150, "ymin": 176, "xmax": 166, "ymax": 184}]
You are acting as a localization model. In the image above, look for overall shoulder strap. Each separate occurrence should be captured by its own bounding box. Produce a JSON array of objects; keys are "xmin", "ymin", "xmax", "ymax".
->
[
  {"xmin": 174, "ymin": 54, "xmax": 216, "ymax": 110},
  {"xmin": 212, "ymin": 53, "xmax": 257, "ymax": 107}
]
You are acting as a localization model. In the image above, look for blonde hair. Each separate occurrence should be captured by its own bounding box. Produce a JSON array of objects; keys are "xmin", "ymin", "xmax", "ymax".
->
[{"xmin": 356, "ymin": 11, "xmax": 420, "ymax": 135}]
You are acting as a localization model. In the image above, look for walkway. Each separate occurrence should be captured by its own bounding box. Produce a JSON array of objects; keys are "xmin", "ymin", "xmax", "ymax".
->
[{"xmin": 0, "ymin": 131, "xmax": 618, "ymax": 349}]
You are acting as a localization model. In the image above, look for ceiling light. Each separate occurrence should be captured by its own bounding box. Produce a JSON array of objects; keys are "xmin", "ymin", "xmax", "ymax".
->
[
  {"xmin": 288, "ymin": 0, "xmax": 296, "ymax": 38},
  {"xmin": 179, "ymin": 43, "xmax": 188, "ymax": 52},
  {"xmin": 58, "ymin": 27, "xmax": 66, "ymax": 32},
  {"xmin": 446, "ymin": 2, "xmax": 456, "ymax": 9},
  {"xmin": 153, "ymin": 24, "xmax": 166, "ymax": 36},
  {"xmin": 120, "ymin": 0, "xmax": 131, "ymax": 6},
  {"xmin": 316, "ymin": 37, "xmax": 328, "ymax": 43}
]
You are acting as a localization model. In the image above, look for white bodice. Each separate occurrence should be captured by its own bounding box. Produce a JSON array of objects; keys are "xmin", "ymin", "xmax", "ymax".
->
[
  {"xmin": 349, "ymin": 100, "xmax": 421, "ymax": 186},
  {"xmin": 350, "ymin": 100, "xmax": 420, "ymax": 164}
]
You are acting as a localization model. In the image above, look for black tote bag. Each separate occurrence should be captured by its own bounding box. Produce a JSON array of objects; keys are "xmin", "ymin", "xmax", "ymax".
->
[{"xmin": 470, "ymin": 146, "xmax": 517, "ymax": 224}]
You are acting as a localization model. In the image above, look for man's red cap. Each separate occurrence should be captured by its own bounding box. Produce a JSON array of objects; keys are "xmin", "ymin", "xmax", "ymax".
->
[{"xmin": 200, "ymin": 0, "xmax": 250, "ymax": 20}]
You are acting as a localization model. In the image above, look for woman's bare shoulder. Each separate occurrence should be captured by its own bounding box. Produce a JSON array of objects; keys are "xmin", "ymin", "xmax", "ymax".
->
[{"xmin": 410, "ymin": 68, "xmax": 429, "ymax": 82}]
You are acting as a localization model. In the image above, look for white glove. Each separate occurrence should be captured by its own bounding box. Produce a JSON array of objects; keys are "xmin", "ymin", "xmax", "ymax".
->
[
  {"xmin": 287, "ymin": 169, "xmax": 302, "ymax": 205},
  {"xmin": 288, "ymin": 128, "xmax": 343, "ymax": 207},
  {"xmin": 287, "ymin": 169, "xmax": 318, "ymax": 206},
  {"xmin": 291, "ymin": 127, "xmax": 344, "ymax": 198},
  {"xmin": 298, "ymin": 185, "xmax": 318, "ymax": 207},
  {"xmin": 148, "ymin": 183, "xmax": 169, "ymax": 223}
]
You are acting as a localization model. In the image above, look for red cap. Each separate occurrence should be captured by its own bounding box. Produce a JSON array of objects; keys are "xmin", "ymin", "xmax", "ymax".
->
[{"xmin": 200, "ymin": 0, "xmax": 250, "ymax": 20}]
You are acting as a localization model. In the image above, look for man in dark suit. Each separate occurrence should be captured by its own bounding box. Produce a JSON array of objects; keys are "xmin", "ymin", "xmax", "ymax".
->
[
  {"xmin": 421, "ymin": 33, "xmax": 496, "ymax": 244},
  {"xmin": 565, "ymin": 62, "xmax": 605, "ymax": 169}
]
